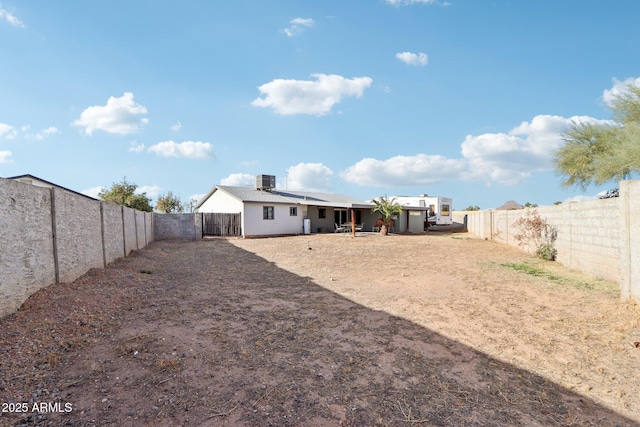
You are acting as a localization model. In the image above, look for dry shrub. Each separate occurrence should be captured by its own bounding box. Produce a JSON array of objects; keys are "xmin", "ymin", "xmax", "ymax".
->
[{"xmin": 513, "ymin": 210, "xmax": 558, "ymax": 261}]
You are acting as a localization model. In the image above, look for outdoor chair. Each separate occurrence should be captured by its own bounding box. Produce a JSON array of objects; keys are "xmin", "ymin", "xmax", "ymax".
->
[
  {"xmin": 372, "ymin": 219, "xmax": 383, "ymax": 232},
  {"xmin": 355, "ymin": 223, "xmax": 364, "ymax": 232},
  {"xmin": 334, "ymin": 223, "xmax": 345, "ymax": 233}
]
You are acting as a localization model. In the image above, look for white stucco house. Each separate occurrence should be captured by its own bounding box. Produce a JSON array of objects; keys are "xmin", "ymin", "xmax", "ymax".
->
[{"xmin": 195, "ymin": 176, "xmax": 375, "ymax": 237}]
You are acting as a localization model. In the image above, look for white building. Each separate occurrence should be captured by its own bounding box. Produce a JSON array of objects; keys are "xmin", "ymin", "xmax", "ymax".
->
[{"xmin": 196, "ymin": 175, "xmax": 374, "ymax": 237}]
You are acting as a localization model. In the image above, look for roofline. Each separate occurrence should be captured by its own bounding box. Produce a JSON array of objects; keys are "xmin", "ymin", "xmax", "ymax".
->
[
  {"xmin": 196, "ymin": 185, "xmax": 372, "ymax": 210},
  {"xmin": 6, "ymin": 174, "xmax": 98, "ymax": 201},
  {"xmin": 195, "ymin": 185, "xmax": 247, "ymax": 210}
]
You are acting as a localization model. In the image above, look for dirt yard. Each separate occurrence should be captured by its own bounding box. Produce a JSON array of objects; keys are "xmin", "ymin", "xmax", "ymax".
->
[{"xmin": 1, "ymin": 232, "xmax": 639, "ymax": 426}]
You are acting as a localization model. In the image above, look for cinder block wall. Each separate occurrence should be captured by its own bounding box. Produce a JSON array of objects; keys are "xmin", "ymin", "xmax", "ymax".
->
[
  {"xmin": 102, "ymin": 202, "xmax": 125, "ymax": 264},
  {"xmin": 464, "ymin": 180, "xmax": 639, "ymax": 301},
  {"xmin": 0, "ymin": 178, "xmax": 154, "ymax": 317},
  {"xmin": 53, "ymin": 188, "xmax": 104, "ymax": 284},
  {"xmin": 620, "ymin": 181, "xmax": 640, "ymax": 301},
  {"xmin": 123, "ymin": 207, "xmax": 138, "ymax": 256},
  {"xmin": 154, "ymin": 213, "xmax": 202, "ymax": 240},
  {"xmin": 0, "ymin": 179, "xmax": 56, "ymax": 315}
]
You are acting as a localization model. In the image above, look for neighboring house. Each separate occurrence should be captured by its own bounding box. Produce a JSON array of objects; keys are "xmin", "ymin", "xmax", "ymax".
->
[
  {"xmin": 7, "ymin": 174, "xmax": 97, "ymax": 201},
  {"xmin": 196, "ymin": 175, "xmax": 374, "ymax": 237}
]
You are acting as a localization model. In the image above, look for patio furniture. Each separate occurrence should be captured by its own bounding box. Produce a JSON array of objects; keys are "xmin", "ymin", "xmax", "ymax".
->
[
  {"xmin": 372, "ymin": 219, "xmax": 383, "ymax": 232},
  {"xmin": 334, "ymin": 223, "xmax": 346, "ymax": 233},
  {"xmin": 355, "ymin": 223, "xmax": 364, "ymax": 232}
]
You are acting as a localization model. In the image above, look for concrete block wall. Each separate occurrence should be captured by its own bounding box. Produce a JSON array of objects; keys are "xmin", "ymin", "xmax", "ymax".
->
[
  {"xmin": 154, "ymin": 213, "xmax": 202, "ymax": 240},
  {"xmin": 145, "ymin": 212, "xmax": 154, "ymax": 245},
  {"xmin": 135, "ymin": 210, "xmax": 146, "ymax": 249},
  {"xmin": 0, "ymin": 177, "xmax": 153, "ymax": 317},
  {"xmin": 620, "ymin": 181, "xmax": 640, "ymax": 301},
  {"xmin": 102, "ymin": 202, "xmax": 125, "ymax": 264},
  {"xmin": 53, "ymin": 188, "xmax": 104, "ymax": 284},
  {"xmin": 0, "ymin": 179, "xmax": 56, "ymax": 315},
  {"xmin": 123, "ymin": 207, "xmax": 138, "ymax": 256},
  {"xmin": 464, "ymin": 180, "xmax": 639, "ymax": 301}
]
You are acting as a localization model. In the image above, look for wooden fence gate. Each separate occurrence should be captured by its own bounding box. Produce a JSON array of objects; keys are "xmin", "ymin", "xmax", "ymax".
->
[{"xmin": 202, "ymin": 213, "xmax": 242, "ymax": 237}]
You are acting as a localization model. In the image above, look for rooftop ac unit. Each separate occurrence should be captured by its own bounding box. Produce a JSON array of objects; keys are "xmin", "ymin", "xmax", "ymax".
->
[{"xmin": 256, "ymin": 174, "xmax": 276, "ymax": 190}]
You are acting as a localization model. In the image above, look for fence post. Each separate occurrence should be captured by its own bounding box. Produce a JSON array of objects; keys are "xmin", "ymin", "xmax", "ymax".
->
[
  {"xmin": 50, "ymin": 187, "xmax": 60, "ymax": 285},
  {"xmin": 100, "ymin": 202, "xmax": 107, "ymax": 268},
  {"xmin": 121, "ymin": 205, "xmax": 126, "ymax": 257}
]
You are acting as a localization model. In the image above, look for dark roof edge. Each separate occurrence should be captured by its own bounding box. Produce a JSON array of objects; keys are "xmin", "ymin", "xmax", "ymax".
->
[{"xmin": 6, "ymin": 174, "xmax": 98, "ymax": 201}]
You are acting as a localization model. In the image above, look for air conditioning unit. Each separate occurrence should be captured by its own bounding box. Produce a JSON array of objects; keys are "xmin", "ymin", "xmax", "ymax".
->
[{"xmin": 256, "ymin": 174, "xmax": 276, "ymax": 191}]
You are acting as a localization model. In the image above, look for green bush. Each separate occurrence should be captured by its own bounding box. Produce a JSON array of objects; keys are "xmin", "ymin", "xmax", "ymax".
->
[{"xmin": 536, "ymin": 244, "xmax": 557, "ymax": 261}]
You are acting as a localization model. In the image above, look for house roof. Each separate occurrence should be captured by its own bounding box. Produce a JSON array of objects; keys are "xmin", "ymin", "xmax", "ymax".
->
[
  {"xmin": 7, "ymin": 174, "xmax": 98, "ymax": 201},
  {"xmin": 196, "ymin": 185, "xmax": 373, "ymax": 209}
]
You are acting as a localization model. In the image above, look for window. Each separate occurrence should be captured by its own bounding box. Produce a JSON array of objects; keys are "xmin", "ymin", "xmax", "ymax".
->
[
  {"xmin": 290, "ymin": 207, "xmax": 297, "ymax": 216},
  {"xmin": 318, "ymin": 208, "xmax": 326, "ymax": 218},
  {"xmin": 263, "ymin": 206, "xmax": 274, "ymax": 220},
  {"xmin": 441, "ymin": 204, "xmax": 450, "ymax": 216}
]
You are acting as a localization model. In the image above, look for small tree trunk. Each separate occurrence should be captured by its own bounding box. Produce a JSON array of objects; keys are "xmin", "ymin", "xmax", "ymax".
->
[{"xmin": 380, "ymin": 224, "xmax": 388, "ymax": 236}]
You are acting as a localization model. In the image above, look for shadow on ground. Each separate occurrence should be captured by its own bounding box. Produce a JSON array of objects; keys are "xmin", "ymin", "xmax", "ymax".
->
[{"xmin": 0, "ymin": 239, "xmax": 637, "ymax": 426}]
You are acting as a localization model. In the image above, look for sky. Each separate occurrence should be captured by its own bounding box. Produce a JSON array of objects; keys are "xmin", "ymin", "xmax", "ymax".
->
[{"xmin": 1, "ymin": 0, "xmax": 639, "ymax": 210}]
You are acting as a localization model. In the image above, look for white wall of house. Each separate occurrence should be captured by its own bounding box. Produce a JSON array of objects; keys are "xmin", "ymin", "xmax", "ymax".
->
[
  {"xmin": 198, "ymin": 190, "xmax": 243, "ymax": 214},
  {"xmin": 243, "ymin": 202, "xmax": 304, "ymax": 236}
]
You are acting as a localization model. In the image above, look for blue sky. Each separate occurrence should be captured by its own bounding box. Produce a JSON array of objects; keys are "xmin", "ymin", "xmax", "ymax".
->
[{"xmin": 1, "ymin": 0, "xmax": 639, "ymax": 210}]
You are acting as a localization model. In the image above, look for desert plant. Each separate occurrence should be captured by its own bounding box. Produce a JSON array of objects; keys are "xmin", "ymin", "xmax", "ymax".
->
[
  {"xmin": 535, "ymin": 244, "xmax": 558, "ymax": 261},
  {"xmin": 371, "ymin": 195, "xmax": 403, "ymax": 235},
  {"xmin": 513, "ymin": 210, "xmax": 558, "ymax": 261}
]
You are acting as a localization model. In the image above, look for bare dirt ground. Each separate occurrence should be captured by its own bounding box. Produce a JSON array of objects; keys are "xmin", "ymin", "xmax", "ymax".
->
[{"xmin": 1, "ymin": 232, "xmax": 639, "ymax": 426}]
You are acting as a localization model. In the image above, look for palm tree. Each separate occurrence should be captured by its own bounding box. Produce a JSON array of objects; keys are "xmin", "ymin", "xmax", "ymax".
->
[{"xmin": 371, "ymin": 195, "xmax": 403, "ymax": 235}]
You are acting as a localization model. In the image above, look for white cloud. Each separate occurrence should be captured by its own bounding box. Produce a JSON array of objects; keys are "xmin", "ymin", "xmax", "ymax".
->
[
  {"xmin": 603, "ymin": 76, "xmax": 640, "ymax": 107},
  {"xmin": 128, "ymin": 141, "xmax": 145, "ymax": 152},
  {"xmin": 286, "ymin": 163, "xmax": 333, "ymax": 192},
  {"xmin": 170, "ymin": 121, "xmax": 182, "ymax": 132},
  {"xmin": 396, "ymin": 51, "xmax": 428, "ymax": 66},
  {"xmin": 341, "ymin": 154, "xmax": 467, "ymax": 187},
  {"xmin": 0, "ymin": 6, "xmax": 25, "ymax": 28},
  {"xmin": 0, "ymin": 123, "xmax": 17, "ymax": 139},
  {"xmin": 73, "ymin": 92, "xmax": 149, "ymax": 135},
  {"xmin": 342, "ymin": 114, "xmax": 612, "ymax": 187},
  {"xmin": 81, "ymin": 186, "xmax": 104, "ymax": 198},
  {"xmin": 0, "ymin": 150, "xmax": 11, "ymax": 163},
  {"xmin": 284, "ymin": 17, "xmax": 314, "ymax": 37},
  {"xmin": 252, "ymin": 73, "xmax": 373, "ymax": 116},
  {"xmin": 136, "ymin": 185, "xmax": 161, "ymax": 198},
  {"xmin": 27, "ymin": 126, "xmax": 60, "ymax": 140},
  {"xmin": 147, "ymin": 140, "xmax": 213, "ymax": 159},
  {"xmin": 220, "ymin": 173, "xmax": 255, "ymax": 186}
]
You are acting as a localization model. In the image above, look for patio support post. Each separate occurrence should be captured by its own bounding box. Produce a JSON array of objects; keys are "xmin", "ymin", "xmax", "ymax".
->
[{"xmin": 351, "ymin": 209, "xmax": 355, "ymax": 237}]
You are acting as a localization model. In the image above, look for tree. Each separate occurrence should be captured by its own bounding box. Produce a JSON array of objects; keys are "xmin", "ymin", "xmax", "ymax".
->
[
  {"xmin": 523, "ymin": 202, "xmax": 538, "ymax": 208},
  {"xmin": 98, "ymin": 177, "xmax": 153, "ymax": 212},
  {"xmin": 464, "ymin": 205, "xmax": 480, "ymax": 211},
  {"xmin": 554, "ymin": 82, "xmax": 640, "ymax": 189},
  {"xmin": 155, "ymin": 191, "xmax": 185, "ymax": 213},
  {"xmin": 187, "ymin": 197, "xmax": 200, "ymax": 213},
  {"xmin": 371, "ymin": 195, "xmax": 404, "ymax": 235}
]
